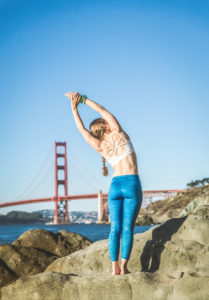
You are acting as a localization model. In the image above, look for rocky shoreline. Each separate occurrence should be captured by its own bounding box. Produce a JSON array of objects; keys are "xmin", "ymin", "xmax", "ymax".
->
[
  {"xmin": 0, "ymin": 229, "xmax": 92, "ymax": 294},
  {"xmin": 136, "ymin": 184, "xmax": 209, "ymax": 225},
  {"xmin": 0, "ymin": 185, "xmax": 209, "ymax": 299}
]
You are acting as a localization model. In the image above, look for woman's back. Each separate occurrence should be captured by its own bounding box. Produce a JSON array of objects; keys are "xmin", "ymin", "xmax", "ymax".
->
[{"xmin": 100, "ymin": 130, "xmax": 139, "ymax": 176}]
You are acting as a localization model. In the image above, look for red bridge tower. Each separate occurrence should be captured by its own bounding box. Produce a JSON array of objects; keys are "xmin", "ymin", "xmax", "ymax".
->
[{"xmin": 54, "ymin": 141, "xmax": 69, "ymax": 224}]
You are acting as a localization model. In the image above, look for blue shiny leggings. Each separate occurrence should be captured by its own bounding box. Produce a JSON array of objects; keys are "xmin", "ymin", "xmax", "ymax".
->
[{"xmin": 108, "ymin": 174, "xmax": 143, "ymax": 262}]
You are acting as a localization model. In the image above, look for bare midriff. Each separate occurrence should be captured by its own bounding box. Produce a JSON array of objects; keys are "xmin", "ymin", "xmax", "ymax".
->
[{"xmin": 111, "ymin": 152, "xmax": 139, "ymax": 177}]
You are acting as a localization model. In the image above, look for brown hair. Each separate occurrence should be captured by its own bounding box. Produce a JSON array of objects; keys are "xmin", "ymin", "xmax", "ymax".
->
[{"xmin": 89, "ymin": 118, "xmax": 109, "ymax": 176}]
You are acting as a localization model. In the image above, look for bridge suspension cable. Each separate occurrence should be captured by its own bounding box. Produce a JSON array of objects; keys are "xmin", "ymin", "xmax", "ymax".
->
[
  {"xmin": 68, "ymin": 145, "xmax": 107, "ymax": 191},
  {"xmin": 10, "ymin": 143, "xmax": 54, "ymax": 202},
  {"xmin": 20, "ymin": 162, "xmax": 54, "ymax": 200},
  {"xmin": 68, "ymin": 157, "xmax": 99, "ymax": 192}
]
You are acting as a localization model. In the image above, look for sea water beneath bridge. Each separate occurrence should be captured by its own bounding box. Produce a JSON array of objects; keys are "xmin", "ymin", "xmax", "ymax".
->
[{"xmin": 0, "ymin": 223, "xmax": 153, "ymax": 245}]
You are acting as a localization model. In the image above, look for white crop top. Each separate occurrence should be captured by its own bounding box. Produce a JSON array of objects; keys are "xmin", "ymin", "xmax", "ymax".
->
[{"xmin": 101, "ymin": 131, "xmax": 135, "ymax": 166}]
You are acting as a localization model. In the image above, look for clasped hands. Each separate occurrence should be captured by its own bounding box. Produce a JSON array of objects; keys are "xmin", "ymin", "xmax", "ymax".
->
[{"xmin": 65, "ymin": 91, "xmax": 81, "ymax": 108}]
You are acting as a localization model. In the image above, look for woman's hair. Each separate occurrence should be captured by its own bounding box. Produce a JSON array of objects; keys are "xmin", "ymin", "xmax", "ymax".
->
[
  {"xmin": 89, "ymin": 118, "xmax": 106, "ymax": 140},
  {"xmin": 89, "ymin": 118, "xmax": 109, "ymax": 177},
  {"xmin": 102, "ymin": 156, "xmax": 108, "ymax": 176}
]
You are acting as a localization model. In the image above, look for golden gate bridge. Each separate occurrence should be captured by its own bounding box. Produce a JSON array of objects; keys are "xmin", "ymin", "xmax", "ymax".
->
[{"xmin": 0, "ymin": 142, "xmax": 185, "ymax": 224}]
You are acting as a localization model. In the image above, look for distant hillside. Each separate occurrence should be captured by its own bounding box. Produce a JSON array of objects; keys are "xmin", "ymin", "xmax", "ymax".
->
[
  {"xmin": 136, "ymin": 184, "xmax": 209, "ymax": 225},
  {"xmin": 0, "ymin": 211, "xmax": 49, "ymax": 224},
  {"xmin": 0, "ymin": 210, "xmax": 98, "ymax": 224}
]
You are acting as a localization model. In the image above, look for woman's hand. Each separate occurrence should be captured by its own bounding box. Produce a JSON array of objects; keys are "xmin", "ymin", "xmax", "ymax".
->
[{"xmin": 65, "ymin": 91, "xmax": 81, "ymax": 108}]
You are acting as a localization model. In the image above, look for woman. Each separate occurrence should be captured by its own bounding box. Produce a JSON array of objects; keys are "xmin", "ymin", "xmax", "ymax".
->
[{"xmin": 65, "ymin": 91, "xmax": 143, "ymax": 276}]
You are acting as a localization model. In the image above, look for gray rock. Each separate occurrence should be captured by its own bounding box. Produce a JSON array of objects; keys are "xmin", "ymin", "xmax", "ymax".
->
[
  {"xmin": 145, "ymin": 185, "xmax": 209, "ymax": 224},
  {"xmin": 1, "ymin": 269, "xmax": 209, "ymax": 300},
  {"xmin": 180, "ymin": 194, "xmax": 209, "ymax": 216},
  {"xmin": 12, "ymin": 228, "xmax": 92, "ymax": 257},
  {"xmin": 0, "ymin": 244, "xmax": 57, "ymax": 277},
  {"xmin": 45, "ymin": 217, "xmax": 190, "ymax": 275},
  {"xmin": 0, "ymin": 259, "xmax": 17, "ymax": 289},
  {"xmin": 0, "ymin": 229, "xmax": 92, "ymax": 292},
  {"xmin": 136, "ymin": 214, "xmax": 153, "ymax": 225}
]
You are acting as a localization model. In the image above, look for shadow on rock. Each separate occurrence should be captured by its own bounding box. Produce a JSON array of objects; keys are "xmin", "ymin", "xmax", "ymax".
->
[{"xmin": 140, "ymin": 216, "xmax": 186, "ymax": 272}]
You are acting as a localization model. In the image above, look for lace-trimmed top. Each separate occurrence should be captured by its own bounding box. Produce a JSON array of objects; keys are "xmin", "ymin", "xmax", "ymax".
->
[{"xmin": 101, "ymin": 131, "xmax": 135, "ymax": 166}]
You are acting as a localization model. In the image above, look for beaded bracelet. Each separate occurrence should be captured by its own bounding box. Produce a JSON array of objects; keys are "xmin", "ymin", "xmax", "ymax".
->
[{"xmin": 79, "ymin": 94, "xmax": 87, "ymax": 104}]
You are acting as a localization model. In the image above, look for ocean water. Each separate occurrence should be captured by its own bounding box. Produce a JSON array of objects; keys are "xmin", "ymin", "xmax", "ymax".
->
[{"xmin": 0, "ymin": 223, "xmax": 153, "ymax": 245}]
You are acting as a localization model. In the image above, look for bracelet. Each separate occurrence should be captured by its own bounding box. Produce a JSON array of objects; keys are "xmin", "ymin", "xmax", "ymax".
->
[
  {"xmin": 79, "ymin": 94, "xmax": 87, "ymax": 104},
  {"xmin": 83, "ymin": 95, "xmax": 87, "ymax": 104}
]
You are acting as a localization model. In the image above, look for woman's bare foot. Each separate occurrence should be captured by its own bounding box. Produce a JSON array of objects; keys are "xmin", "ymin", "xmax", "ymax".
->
[
  {"xmin": 112, "ymin": 261, "xmax": 121, "ymax": 275},
  {"xmin": 120, "ymin": 267, "xmax": 131, "ymax": 275},
  {"xmin": 120, "ymin": 258, "xmax": 131, "ymax": 275},
  {"xmin": 112, "ymin": 267, "xmax": 121, "ymax": 275}
]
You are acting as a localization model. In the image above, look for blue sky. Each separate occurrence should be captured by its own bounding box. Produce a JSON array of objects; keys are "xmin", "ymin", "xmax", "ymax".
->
[{"xmin": 0, "ymin": 0, "xmax": 209, "ymax": 214}]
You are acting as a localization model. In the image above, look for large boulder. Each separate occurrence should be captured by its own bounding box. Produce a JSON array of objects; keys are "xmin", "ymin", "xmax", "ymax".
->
[
  {"xmin": 0, "ymin": 229, "xmax": 92, "ymax": 292},
  {"xmin": 42, "ymin": 208, "xmax": 209, "ymax": 300},
  {"xmin": 45, "ymin": 238, "xmax": 111, "ymax": 275},
  {"xmin": 1, "ymin": 268, "xmax": 209, "ymax": 300},
  {"xmin": 0, "ymin": 244, "xmax": 57, "ymax": 277},
  {"xmin": 45, "ymin": 213, "xmax": 209, "ymax": 275},
  {"xmin": 12, "ymin": 228, "xmax": 92, "ymax": 256}
]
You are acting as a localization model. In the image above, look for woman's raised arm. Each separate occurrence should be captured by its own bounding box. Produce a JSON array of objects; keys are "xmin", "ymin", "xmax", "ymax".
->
[
  {"xmin": 65, "ymin": 91, "xmax": 101, "ymax": 152},
  {"xmin": 85, "ymin": 97, "xmax": 122, "ymax": 132}
]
